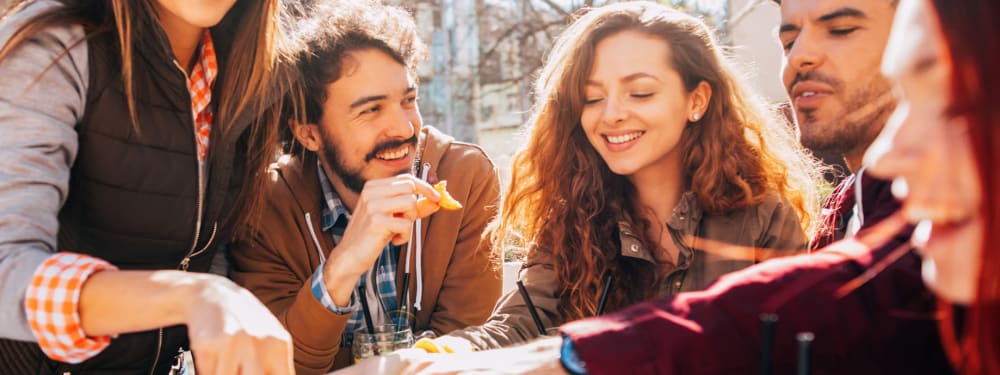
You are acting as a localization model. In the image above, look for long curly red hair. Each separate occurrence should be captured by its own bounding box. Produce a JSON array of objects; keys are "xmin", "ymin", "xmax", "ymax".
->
[{"xmin": 492, "ymin": 2, "xmax": 822, "ymax": 320}]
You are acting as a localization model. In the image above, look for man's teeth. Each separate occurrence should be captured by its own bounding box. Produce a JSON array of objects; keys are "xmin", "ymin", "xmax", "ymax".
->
[
  {"xmin": 801, "ymin": 91, "xmax": 817, "ymax": 97},
  {"xmin": 376, "ymin": 147, "xmax": 409, "ymax": 160},
  {"xmin": 607, "ymin": 132, "xmax": 643, "ymax": 144}
]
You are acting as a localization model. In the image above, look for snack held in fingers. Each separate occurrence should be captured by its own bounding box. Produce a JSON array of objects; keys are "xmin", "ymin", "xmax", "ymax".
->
[{"xmin": 433, "ymin": 181, "xmax": 463, "ymax": 210}]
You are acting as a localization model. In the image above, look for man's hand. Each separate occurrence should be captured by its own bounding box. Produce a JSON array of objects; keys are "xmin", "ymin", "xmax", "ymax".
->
[{"xmin": 324, "ymin": 174, "xmax": 441, "ymax": 305}]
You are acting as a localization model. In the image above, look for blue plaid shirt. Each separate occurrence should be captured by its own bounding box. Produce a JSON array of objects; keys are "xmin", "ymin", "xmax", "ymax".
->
[{"xmin": 310, "ymin": 160, "xmax": 402, "ymax": 347}]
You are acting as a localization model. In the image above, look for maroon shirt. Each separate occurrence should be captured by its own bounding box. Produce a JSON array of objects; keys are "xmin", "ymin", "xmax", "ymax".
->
[
  {"xmin": 562, "ymin": 241, "xmax": 953, "ymax": 375},
  {"xmin": 811, "ymin": 172, "xmax": 902, "ymax": 250}
]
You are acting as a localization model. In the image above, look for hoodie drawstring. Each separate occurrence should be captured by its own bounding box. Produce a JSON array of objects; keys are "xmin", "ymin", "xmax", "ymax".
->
[
  {"xmin": 305, "ymin": 212, "xmax": 326, "ymax": 263},
  {"xmin": 413, "ymin": 162, "xmax": 431, "ymax": 311}
]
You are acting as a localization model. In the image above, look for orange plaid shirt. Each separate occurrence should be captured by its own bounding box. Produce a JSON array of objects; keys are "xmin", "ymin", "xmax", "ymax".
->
[
  {"xmin": 189, "ymin": 30, "xmax": 217, "ymax": 161},
  {"xmin": 24, "ymin": 30, "xmax": 218, "ymax": 364}
]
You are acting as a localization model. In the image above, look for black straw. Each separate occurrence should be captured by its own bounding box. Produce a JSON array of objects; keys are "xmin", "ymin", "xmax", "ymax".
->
[
  {"xmin": 398, "ymin": 274, "xmax": 411, "ymax": 320},
  {"xmin": 517, "ymin": 280, "xmax": 546, "ymax": 336},
  {"xmin": 797, "ymin": 332, "xmax": 814, "ymax": 375},
  {"xmin": 595, "ymin": 273, "xmax": 613, "ymax": 316},
  {"xmin": 759, "ymin": 313, "xmax": 778, "ymax": 375},
  {"xmin": 357, "ymin": 285, "xmax": 380, "ymax": 355}
]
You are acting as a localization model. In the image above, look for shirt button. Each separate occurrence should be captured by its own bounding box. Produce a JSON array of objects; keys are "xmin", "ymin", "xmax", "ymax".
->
[{"xmin": 630, "ymin": 244, "xmax": 640, "ymax": 253}]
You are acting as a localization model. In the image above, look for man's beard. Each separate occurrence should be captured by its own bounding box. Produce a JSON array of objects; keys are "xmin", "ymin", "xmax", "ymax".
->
[
  {"xmin": 320, "ymin": 132, "xmax": 418, "ymax": 194},
  {"xmin": 792, "ymin": 71, "xmax": 896, "ymax": 156}
]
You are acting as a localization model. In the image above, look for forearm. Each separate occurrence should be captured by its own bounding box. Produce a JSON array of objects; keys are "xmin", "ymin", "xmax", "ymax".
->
[
  {"xmin": 447, "ymin": 266, "xmax": 562, "ymax": 350},
  {"xmin": 78, "ymin": 269, "xmax": 216, "ymax": 336},
  {"xmin": 449, "ymin": 314, "xmax": 549, "ymax": 351}
]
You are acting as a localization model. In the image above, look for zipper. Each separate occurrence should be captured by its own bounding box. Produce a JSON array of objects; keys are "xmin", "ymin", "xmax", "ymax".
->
[
  {"xmin": 179, "ymin": 223, "xmax": 217, "ymax": 271},
  {"xmin": 152, "ymin": 58, "xmax": 212, "ymax": 375},
  {"xmin": 170, "ymin": 58, "xmax": 211, "ymax": 273},
  {"xmin": 174, "ymin": 55, "xmax": 221, "ymax": 270},
  {"xmin": 149, "ymin": 328, "xmax": 164, "ymax": 375}
]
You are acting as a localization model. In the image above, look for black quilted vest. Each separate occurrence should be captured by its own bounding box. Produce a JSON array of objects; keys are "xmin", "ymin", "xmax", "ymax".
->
[{"xmin": 0, "ymin": 18, "xmax": 256, "ymax": 375}]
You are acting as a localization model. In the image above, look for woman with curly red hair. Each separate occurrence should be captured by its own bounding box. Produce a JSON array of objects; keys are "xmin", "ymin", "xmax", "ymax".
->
[{"xmin": 431, "ymin": 1, "xmax": 822, "ymax": 351}]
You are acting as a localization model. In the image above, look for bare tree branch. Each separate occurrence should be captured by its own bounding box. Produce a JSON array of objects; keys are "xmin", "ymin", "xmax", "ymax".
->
[{"xmin": 537, "ymin": 0, "xmax": 571, "ymax": 17}]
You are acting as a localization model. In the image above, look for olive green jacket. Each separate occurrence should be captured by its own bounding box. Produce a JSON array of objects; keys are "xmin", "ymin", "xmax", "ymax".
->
[{"xmin": 448, "ymin": 192, "xmax": 807, "ymax": 350}]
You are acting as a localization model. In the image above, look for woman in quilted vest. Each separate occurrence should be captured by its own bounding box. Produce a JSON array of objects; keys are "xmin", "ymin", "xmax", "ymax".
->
[{"xmin": 0, "ymin": 0, "xmax": 298, "ymax": 373}]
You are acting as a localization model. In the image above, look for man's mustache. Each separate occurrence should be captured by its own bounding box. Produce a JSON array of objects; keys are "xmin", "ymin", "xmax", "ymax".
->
[
  {"xmin": 365, "ymin": 134, "xmax": 418, "ymax": 162},
  {"xmin": 789, "ymin": 71, "xmax": 842, "ymax": 92}
]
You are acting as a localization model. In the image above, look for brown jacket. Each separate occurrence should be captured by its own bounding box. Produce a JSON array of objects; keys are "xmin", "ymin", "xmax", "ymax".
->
[
  {"xmin": 229, "ymin": 127, "xmax": 502, "ymax": 374},
  {"xmin": 448, "ymin": 192, "xmax": 807, "ymax": 350}
]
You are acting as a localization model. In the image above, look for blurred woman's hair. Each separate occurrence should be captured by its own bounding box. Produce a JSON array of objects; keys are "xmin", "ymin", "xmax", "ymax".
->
[{"xmin": 929, "ymin": 0, "xmax": 1000, "ymax": 373}]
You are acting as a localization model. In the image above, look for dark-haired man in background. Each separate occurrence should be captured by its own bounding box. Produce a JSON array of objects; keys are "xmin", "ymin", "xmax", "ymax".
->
[{"xmin": 228, "ymin": 2, "xmax": 502, "ymax": 373}]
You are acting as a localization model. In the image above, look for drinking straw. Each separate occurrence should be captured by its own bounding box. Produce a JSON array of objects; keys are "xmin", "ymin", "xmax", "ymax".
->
[
  {"xmin": 759, "ymin": 313, "xmax": 778, "ymax": 375},
  {"xmin": 398, "ymin": 241, "xmax": 411, "ymax": 333},
  {"xmin": 797, "ymin": 332, "xmax": 814, "ymax": 375},
  {"xmin": 517, "ymin": 280, "xmax": 546, "ymax": 336},
  {"xmin": 395, "ymin": 271, "xmax": 411, "ymax": 341},
  {"xmin": 595, "ymin": 273, "xmax": 613, "ymax": 316},
  {"xmin": 357, "ymin": 285, "xmax": 380, "ymax": 356},
  {"xmin": 397, "ymin": 272, "xmax": 411, "ymax": 319}
]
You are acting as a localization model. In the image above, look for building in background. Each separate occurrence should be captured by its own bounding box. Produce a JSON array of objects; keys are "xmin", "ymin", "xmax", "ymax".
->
[
  {"xmin": 389, "ymin": 0, "xmax": 789, "ymax": 185},
  {"xmin": 0, "ymin": 0, "xmax": 793, "ymax": 183}
]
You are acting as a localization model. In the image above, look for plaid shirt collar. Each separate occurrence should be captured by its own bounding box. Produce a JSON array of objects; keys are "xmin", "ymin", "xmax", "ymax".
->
[
  {"xmin": 317, "ymin": 159, "xmax": 350, "ymax": 232},
  {"xmin": 189, "ymin": 30, "xmax": 217, "ymax": 162}
]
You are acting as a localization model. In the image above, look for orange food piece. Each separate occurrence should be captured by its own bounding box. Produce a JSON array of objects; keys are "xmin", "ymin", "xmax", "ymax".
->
[{"xmin": 433, "ymin": 181, "xmax": 463, "ymax": 210}]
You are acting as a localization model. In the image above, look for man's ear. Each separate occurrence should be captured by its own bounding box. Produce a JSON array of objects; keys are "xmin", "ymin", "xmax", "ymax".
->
[{"xmin": 291, "ymin": 120, "xmax": 323, "ymax": 152}]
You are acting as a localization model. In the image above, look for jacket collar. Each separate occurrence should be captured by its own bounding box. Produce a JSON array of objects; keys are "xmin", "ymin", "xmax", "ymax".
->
[
  {"xmin": 412, "ymin": 126, "xmax": 455, "ymax": 183},
  {"xmin": 617, "ymin": 192, "xmax": 702, "ymax": 263},
  {"xmin": 271, "ymin": 151, "xmax": 325, "ymax": 216}
]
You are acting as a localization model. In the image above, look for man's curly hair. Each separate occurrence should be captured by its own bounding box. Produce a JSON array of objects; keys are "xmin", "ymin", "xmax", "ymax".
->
[{"xmin": 287, "ymin": 1, "xmax": 427, "ymax": 125}]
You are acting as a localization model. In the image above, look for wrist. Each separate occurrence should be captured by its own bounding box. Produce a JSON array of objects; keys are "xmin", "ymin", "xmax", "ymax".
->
[
  {"xmin": 170, "ymin": 271, "xmax": 227, "ymax": 324},
  {"xmin": 322, "ymin": 251, "xmax": 363, "ymax": 306}
]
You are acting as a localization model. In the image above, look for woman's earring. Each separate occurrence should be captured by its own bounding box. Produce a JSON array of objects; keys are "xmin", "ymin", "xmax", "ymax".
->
[{"xmin": 692, "ymin": 113, "xmax": 701, "ymax": 121}]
